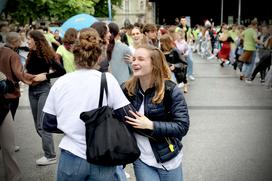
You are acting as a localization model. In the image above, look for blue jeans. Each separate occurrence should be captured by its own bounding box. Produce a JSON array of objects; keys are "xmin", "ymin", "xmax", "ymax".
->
[
  {"xmin": 133, "ymin": 159, "xmax": 183, "ymax": 181},
  {"xmin": 242, "ymin": 51, "xmax": 256, "ymax": 78},
  {"xmin": 57, "ymin": 149, "xmax": 116, "ymax": 181},
  {"xmin": 28, "ymin": 82, "xmax": 55, "ymax": 158},
  {"xmin": 114, "ymin": 165, "xmax": 127, "ymax": 181},
  {"xmin": 186, "ymin": 50, "xmax": 193, "ymax": 76}
]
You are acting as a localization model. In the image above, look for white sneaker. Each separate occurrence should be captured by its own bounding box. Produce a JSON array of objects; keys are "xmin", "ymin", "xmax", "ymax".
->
[
  {"xmin": 125, "ymin": 171, "xmax": 130, "ymax": 179},
  {"xmin": 188, "ymin": 75, "xmax": 195, "ymax": 81},
  {"xmin": 177, "ymin": 83, "xmax": 184, "ymax": 88},
  {"xmin": 36, "ymin": 156, "xmax": 57, "ymax": 166},
  {"xmin": 207, "ymin": 54, "xmax": 215, "ymax": 60},
  {"xmin": 245, "ymin": 79, "xmax": 252, "ymax": 84},
  {"xmin": 15, "ymin": 145, "xmax": 20, "ymax": 152}
]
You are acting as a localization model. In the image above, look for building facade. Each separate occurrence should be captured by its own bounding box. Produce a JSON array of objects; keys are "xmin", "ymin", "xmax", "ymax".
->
[{"xmin": 113, "ymin": 0, "xmax": 155, "ymax": 27}]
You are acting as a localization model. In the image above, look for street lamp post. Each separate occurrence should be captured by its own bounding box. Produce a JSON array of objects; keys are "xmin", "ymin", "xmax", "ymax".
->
[
  {"xmin": 238, "ymin": 0, "xmax": 241, "ymax": 25},
  {"xmin": 108, "ymin": 0, "xmax": 112, "ymax": 21},
  {"xmin": 221, "ymin": 0, "xmax": 224, "ymax": 25}
]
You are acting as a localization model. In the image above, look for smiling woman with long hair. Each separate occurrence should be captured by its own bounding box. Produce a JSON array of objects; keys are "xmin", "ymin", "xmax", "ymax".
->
[
  {"xmin": 122, "ymin": 45, "xmax": 189, "ymax": 181},
  {"xmin": 25, "ymin": 30, "xmax": 65, "ymax": 166}
]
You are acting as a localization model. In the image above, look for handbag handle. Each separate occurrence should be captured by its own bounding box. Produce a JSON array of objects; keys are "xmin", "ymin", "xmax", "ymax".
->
[{"xmin": 98, "ymin": 72, "xmax": 109, "ymax": 108}]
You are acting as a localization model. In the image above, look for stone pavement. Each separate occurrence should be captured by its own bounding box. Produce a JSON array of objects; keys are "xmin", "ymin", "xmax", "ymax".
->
[{"xmin": 1, "ymin": 53, "xmax": 272, "ymax": 181}]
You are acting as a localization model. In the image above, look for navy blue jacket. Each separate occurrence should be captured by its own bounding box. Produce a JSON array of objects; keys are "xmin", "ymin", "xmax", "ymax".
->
[{"xmin": 122, "ymin": 80, "xmax": 190, "ymax": 163}]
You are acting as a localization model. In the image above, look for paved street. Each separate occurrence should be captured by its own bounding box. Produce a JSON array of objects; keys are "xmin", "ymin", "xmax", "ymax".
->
[{"xmin": 1, "ymin": 53, "xmax": 272, "ymax": 181}]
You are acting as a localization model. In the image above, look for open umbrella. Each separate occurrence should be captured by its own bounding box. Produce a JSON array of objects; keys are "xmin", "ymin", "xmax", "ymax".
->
[{"xmin": 60, "ymin": 13, "xmax": 98, "ymax": 37}]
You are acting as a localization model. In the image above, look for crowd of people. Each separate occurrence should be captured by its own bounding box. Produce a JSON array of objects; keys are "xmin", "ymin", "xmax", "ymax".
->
[{"xmin": 0, "ymin": 15, "xmax": 271, "ymax": 181}]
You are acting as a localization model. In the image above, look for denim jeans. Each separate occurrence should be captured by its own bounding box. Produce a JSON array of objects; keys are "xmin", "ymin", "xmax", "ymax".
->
[
  {"xmin": 57, "ymin": 149, "xmax": 116, "ymax": 181},
  {"xmin": 186, "ymin": 50, "xmax": 193, "ymax": 76},
  {"xmin": 133, "ymin": 159, "xmax": 183, "ymax": 181},
  {"xmin": 242, "ymin": 51, "xmax": 256, "ymax": 78},
  {"xmin": 114, "ymin": 165, "xmax": 127, "ymax": 181},
  {"xmin": 28, "ymin": 81, "xmax": 56, "ymax": 158}
]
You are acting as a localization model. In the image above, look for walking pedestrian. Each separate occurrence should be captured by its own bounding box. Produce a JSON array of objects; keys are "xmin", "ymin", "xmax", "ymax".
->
[
  {"xmin": 25, "ymin": 30, "xmax": 65, "ymax": 165},
  {"xmin": 0, "ymin": 32, "xmax": 35, "ymax": 153}
]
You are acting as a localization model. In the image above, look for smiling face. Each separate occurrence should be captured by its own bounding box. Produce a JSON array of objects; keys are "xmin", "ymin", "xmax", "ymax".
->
[
  {"xmin": 132, "ymin": 48, "xmax": 153, "ymax": 79},
  {"xmin": 27, "ymin": 36, "xmax": 36, "ymax": 50},
  {"xmin": 131, "ymin": 27, "xmax": 142, "ymax": 44}
]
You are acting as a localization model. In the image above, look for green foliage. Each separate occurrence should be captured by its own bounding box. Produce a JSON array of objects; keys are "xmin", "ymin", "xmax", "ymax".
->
[
  {"xmin": 3, "ymin": 0, "xmax": 122, "ymax": 25},
  {"xmin": 94, "ymin": 0, "xmax": 122, "ymax": 18}
]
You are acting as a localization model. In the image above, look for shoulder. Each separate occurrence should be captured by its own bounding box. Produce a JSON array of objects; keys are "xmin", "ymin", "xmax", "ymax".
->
[
  {"xmin": 165, "ymin": 80, "xmax": 176, "ymax": 92},
  {"xmin": 56, "ymin": 45, "xmax": 65, "ymax": 52},
  {"xmin": 173, "ymin": 48, "xmax": 181, "ymax": 55},
  {"xmin": 119, "ymin": 42, "xmax": 131, "ymax": 53},
  {"xmin": 105, "ymin": 72, "xmax": 120, "ymax": 87}
]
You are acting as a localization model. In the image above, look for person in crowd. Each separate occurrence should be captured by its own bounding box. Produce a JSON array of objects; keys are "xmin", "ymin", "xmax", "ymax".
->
[
  {"xmin": 0, "ymin": 71, "xmax": 22, "ymax": 181},
  {"xmin": 108, "ymin": 22, "xmax": 132, "ymax": 85},
  {"xmin": 122, "ymin": 45, "xmax": 190, "ymax": 181},
  {"xmin": 160, "ymin": 33, "xmax": 188, "ymax": 93},
  {"xmin": 0, "ymin": 32, "xmax": 35, "ymax": 153},
  {"xmin": 240, "ymin": 18, "xmax": 261, "ymax": 80},
  {"xmin": 129, "ymin": 26, "xmax": 148, "ymax": 54},
  {"xmin": 143, "ymin": 24, "xmax": 160, "ymax": 48},
  {"xmin": 217, "ymin": 24, "xmax": 233, "ymax": 67},
  {"xmin": 177, "ymin": 17, "xmax": 195, "ymax": 80},
  {"xmin": 43, "ymin": 27, "xmax": 60, "ymax": 49},
  {"xmin": 56, "ymin": 28, "xmax": 77, "ymax": 73},
  {"xmin": 0, "ymin": 23, "xmax": 10, "ymax": 44},
  {"xmin": 246, "ymin": 26, "xmax": 272, "ymax": 83},
  {"xmin": 18, "ymin": 29, "xmax": 29, "ymax": 66},
  {"xmin": 233, "ymin": 25, "xmax": 246, "ymax": 71},
  {"xmin": 178, "ymin": 16, "xmax": 194, "ymax": 43},
  {"xmin": 25, "ymin": 30, "xmax": 66, "ymax": 166},
  {"xmin": 120, "ymin": 24, "xmax": 134, "ymax": 46},
  {"xmin": 42, "ymin": 27, "xmax": 134, "ymax": 181},
  {"xmin": 91, "ymin": 21, "xmax": 111, "ymax": 72},
  {"xmin": 53, "ymin": 29, "xmax": 62, "ymax": 47},
  {"xmin": 228, "ymin": 24, "xmax": 239, "ymax": 66}
]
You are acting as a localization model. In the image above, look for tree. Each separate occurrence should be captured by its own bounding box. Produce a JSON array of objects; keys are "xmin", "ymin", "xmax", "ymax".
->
[
  {"xmin": 3, "ymin": 0, "xmax": 122, "ymax": 25},
  {"xmin": 94, "ymin": 0, "xmax": 122, "ymax": 18}
]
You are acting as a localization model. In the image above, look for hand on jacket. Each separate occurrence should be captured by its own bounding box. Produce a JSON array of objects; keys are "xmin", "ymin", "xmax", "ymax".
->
[{"xmin": 125, "ymin": 110, "xmax": 154, "ymax": 130}]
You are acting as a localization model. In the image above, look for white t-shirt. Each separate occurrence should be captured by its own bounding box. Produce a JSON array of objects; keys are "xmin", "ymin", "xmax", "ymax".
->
[
  {"xmin": 43, "ymin": 69, "xmax": 130, "ymax": 159},
  {"xmin": 135, "ymin": 97, "xmax": 183, "ymax": 170}
]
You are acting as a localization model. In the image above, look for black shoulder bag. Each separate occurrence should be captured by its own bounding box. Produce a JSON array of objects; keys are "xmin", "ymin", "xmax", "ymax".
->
[{"xmin": 80, "ymin": 73, "xmax": 140, "ymax": 166}]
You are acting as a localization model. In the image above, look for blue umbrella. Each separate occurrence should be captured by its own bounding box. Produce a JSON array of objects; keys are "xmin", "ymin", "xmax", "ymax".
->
[{"xmin": 60, "ymin": 13, "xmax": 98, "ymax": 37}]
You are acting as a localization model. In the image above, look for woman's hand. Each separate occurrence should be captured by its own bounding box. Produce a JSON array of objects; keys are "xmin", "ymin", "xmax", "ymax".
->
[
  {"xmin": 125, "ymin": 110, "xmax": 154, "ymax": 130},
  {"xmin": 33, "ymin": 73, "xmax": 47, "ymax": 82},
  {"xmin": 169, "ymin": 64, "xmax": 175, "ymax": 71},
  {"xmin": 124, "ymin": 54, "xmax": 133, "ymax": 64}
]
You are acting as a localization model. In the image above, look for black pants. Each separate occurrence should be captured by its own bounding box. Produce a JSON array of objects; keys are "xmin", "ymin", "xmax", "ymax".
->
[
  {"xmin": 250, "ymin": 53, "xmax": 271, "ymax": 81},
  {"xmin": 174, "ymin": 67, "xmax": 188, "ymax": 84},
  {"xmin": 7, "ymin": 98, "xmax": 19, "ymax": 119}
]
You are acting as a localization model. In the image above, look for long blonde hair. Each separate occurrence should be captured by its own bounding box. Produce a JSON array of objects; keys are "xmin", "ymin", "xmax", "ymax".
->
[{"xmin": 125, "ymin": 45, "xmax": 171, "ymax": 104}]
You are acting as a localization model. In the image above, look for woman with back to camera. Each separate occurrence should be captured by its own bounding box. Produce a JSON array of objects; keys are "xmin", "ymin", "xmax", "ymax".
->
[
  {"xmin": 122, "ymin": 45, "xmax": 190, "ymax": 181},
  {"xmin": 42, "ymin": 28, "xmax": 137, "ymax": 181},
  {"xmin": 25, "ymin": 30, "xmax": 66, "ymax": 166}
]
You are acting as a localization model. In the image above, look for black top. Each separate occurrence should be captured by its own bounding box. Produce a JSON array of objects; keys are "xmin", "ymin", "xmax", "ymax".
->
[
  {"xmin": 164, "ymin": 48, "xmax": 187, "ymax": 65},
  {"xmin": 26, "ymin": 51, "xmax": 66, "ymax": 80}
]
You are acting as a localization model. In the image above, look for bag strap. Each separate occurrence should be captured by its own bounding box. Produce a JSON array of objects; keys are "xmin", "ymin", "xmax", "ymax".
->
[{"xmin": 98, "ymin": 72, "xmax": 109, "ymax": 107}]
